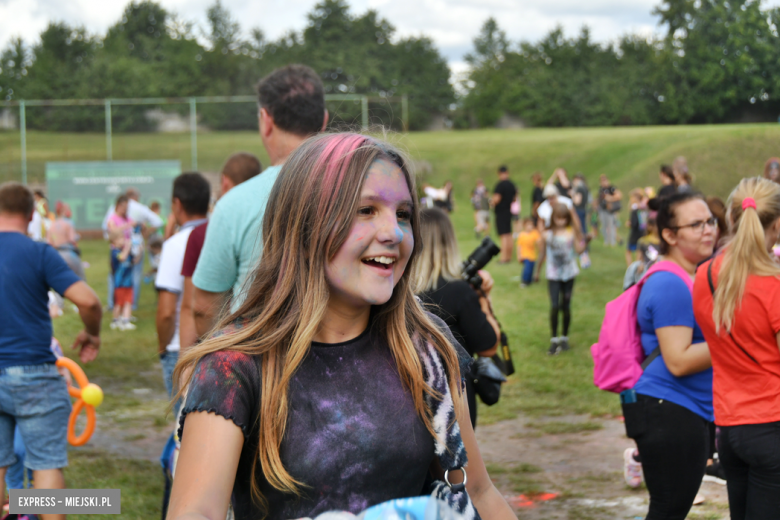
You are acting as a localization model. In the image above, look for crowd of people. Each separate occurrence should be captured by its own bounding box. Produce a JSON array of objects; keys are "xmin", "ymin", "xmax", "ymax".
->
[{"xmin": 2, "ymin": 58, "xmax": 780, "ymax": 520}]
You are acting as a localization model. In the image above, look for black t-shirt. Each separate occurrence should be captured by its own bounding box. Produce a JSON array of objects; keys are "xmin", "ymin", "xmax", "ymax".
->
[
  {"xmin": 493, "ymin": 179, "xmax": 517, "ymax": 217},
  {"xmin": 531, "ymin": 186, "xmax": 544, "ymax": 218},
  {"xmin": 419, "ymin": 278, "xmax": 497, "ymax": 358},
  {"xmin": 629, "ymin": 209, "xmax": 643, "ymax": 244},
  {"xmin": 658, "ymin": 184, "xmax": 676, "ymax": 199},
  {"xmin": 598, "ymin": 185, "xmax": 616, "ymax": 211},
  {"xmin": 573, "ymin": 185, "xmax": 590, "ymax": 212},
  {"xmin": 178, "ymin": 313, "xmax": 471, "ymax": 520}
]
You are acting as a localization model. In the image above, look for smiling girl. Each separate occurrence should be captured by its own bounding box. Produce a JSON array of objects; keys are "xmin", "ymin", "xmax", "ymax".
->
[{"xmin": 166, "ymin": 133, "xmax": 516, "ymax": 520}]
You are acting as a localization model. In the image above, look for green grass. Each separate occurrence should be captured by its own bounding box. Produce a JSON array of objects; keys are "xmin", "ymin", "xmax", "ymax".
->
[
  {"xmin": 3, "ymin": 124, "xmax": 780, "ymax": 201},
  {"xmin": 64, "ymin": 451, "xmax": 162, "ymax": 520}
]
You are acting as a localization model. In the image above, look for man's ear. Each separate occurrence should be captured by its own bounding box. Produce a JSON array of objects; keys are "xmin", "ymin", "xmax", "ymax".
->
[
  {"xmin": 321, "ymin": 109, "xmax": 329, "ymax": 132},
  {"xmin": 259, "ymin": 108, "xmax": 273, "ymax": 138}
]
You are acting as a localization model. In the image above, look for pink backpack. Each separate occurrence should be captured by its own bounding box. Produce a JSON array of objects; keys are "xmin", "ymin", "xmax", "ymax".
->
[{"xmin": 591, "ymin": 260, "xmax": 693, "ymax": 393}]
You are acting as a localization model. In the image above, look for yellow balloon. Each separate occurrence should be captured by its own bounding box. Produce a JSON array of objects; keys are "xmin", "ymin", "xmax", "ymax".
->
[{"xmin": 81, "ymin": 383, "xmax": 104, "ymax": 407}]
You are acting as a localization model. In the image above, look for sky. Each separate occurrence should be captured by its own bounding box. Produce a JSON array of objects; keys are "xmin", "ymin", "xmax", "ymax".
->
[{"xmin": 3, "ymin": 0, "xmax": 780, "ymax": 81}]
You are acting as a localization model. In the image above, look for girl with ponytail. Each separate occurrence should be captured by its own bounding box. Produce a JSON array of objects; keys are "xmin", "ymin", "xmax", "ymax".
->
[
  {"xmin": 166, "ymin": 133, "xmax": 516, "ymax": 520},
  {"xmin": 693, "ymin": 177, "xmax": 780, "ymax": 520}
]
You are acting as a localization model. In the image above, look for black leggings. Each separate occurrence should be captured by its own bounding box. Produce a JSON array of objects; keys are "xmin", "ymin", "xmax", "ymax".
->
[
  {"xmin": 548, "ymin": 279, "xmax": 574, "ymax": 337},
  {"xmin": 623, "ymin": 394, "xmax": 710, "ymax": 520},
  {"xmin": 718, "ymin": 422, "xmax": 780, "ymax": 520}
]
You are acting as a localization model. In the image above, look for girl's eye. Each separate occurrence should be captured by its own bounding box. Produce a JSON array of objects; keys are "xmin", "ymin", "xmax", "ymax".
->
[
  {"xmin": 358, "ymin": 206, "xmax": 375, "ymax": 216},
  {"xmin": 397, "ymin": 210, "xmax": 412, "ymax": 221}
]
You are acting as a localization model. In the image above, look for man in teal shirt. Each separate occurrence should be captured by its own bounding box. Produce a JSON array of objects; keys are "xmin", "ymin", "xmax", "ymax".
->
[{"xmin": 192, "ymin": 65, "xmax": 328, "ymax": 336}]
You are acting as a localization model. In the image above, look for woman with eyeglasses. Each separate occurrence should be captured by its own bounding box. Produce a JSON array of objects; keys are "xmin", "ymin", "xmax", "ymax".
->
[
  {"xmin": 621, "ymin": 191, "xmax": 716, "ymax": 519},
  {"xmin": 693, "ymin": 177, "xmax": 780, "ymax": 520}
]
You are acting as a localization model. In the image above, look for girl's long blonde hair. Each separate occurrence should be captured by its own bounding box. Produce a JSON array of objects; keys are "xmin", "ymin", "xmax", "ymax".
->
[
  {"xmin": 713, "ymin": 177, "xmax": 780, "ymax": 332},
  {"xmin": 412, "ymin": 207, "xmax": 462, "ymax": 292},
  {"xmin": 173, "ymin": 133, "xmax": 462, "ymax": 516}
]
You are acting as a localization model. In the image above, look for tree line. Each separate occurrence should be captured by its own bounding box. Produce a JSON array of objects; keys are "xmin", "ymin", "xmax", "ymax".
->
[
  {"xmin": 0, "ymin": 0, "xmax": 453, "ymax": 131},
  {"xmin": 2, "ymin": 0, "xmax": 779, "ymax": 130},
  {"xmin": 461, "ymin": 0, "xmax": 780, "ymax": 127}
]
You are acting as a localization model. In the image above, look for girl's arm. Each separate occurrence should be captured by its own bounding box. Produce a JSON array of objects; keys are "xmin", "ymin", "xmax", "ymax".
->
[
  {"xmin": 167, "ymin": 412, "xmax": 244, "ymax": 520},
  {"xmin": 655, "ymin": 326, "xmax": 711, "ymax": 377},
  {"xmin": 455, "ymin": 393, "xmax": 518, "ymax": 519}
]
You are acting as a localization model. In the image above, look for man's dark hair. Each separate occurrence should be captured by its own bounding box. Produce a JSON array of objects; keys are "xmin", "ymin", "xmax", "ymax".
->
[
  {"xmin": 0, "ymin": 182, "xmax": 35, "ymax": 218},
  {"xmin": 498, "ymin": 165, "xmax": 509, "ymax": 173},
  {"xmin": 34, "ymin": 190, "xmax": 45, "ymax": 198},
  {"xmin": 173, "ymin": 172, "xmax": 210, "ymax": 216},
  {"xmin": 660, "ymin": 165, "xmax": 675, "ymax": 182},
  {"xmin": 256, "ymin": 64, "xmax": 325, "ymax": 137},
  {"xmin": 222, "ymin": 152, "xmax": 262, "ymax": 186},
  {"xmin": 115, "ymin": 194, "xmax": 130, "ymax": 206}
]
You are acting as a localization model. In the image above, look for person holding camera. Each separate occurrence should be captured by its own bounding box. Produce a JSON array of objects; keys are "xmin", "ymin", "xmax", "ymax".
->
[{"xmin": 413, "ymin": 208, "xmax": 501, "ymax": 428}]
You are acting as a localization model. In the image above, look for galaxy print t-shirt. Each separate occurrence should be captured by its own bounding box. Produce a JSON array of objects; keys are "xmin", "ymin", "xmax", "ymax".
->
[{"xmin": 178, "ymin": 313, "xmax": 471, "ymax": 520}]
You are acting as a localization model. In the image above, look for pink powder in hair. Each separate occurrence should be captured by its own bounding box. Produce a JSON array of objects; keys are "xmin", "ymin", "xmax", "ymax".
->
[{"xmin": 314, "ymin": 134, "xmax": 372, "ymax": 215}]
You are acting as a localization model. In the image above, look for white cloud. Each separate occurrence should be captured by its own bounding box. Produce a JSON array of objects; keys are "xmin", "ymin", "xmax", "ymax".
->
[{"xmin": 3, "ymin": 0, "xmax": 780, "ymax": 68}]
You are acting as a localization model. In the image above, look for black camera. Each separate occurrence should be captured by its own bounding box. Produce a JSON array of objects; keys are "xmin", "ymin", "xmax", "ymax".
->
[{"xmin": 461, "ymin": 237, "xmax": 501, "ymax": 289}]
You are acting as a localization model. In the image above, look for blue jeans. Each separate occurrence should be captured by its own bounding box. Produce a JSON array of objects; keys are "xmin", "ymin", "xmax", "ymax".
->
[
  {"xmin": 132, "ymin": 250, "xmax": 145, "ymax": 311},
  {"xmin": 0, "ymin": 364, "xmax": 71, "ymax": 471},
  {"xmin": 576, "ymin": 209, "xmax": 587, "ymax": 235},
  {"xmin": 521, "ymin": 260, "xmax": 536, "ymax": 285},
  {"xmin": 5, "ymin": 426, "xmax": 33, "ymax": 489},
  {"xmin": 160, "ymin": 351, "xmax": 181, "ymax": 414}
]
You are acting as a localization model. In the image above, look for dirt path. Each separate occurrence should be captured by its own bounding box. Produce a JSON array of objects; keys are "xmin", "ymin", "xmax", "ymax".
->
[{"xmin": 476, "ymin": 414, "xmax": 730, "ymax": 519}]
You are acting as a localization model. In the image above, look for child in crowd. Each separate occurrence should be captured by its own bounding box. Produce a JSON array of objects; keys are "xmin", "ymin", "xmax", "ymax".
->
[
  {"xmin": 516, "ymin": 217, "xmax": 541, "ymax": 287},
  {"xmin": 144, "ymin": 236, "xmax": 164, "ymax": 284},
  {"xmin": 471, "ymin": 179, "xmax": 491, "ymax": 238},
  {"xmin": 537, "ymin": 203, "xmax": 589, "ymax": 355},
  {"xmin": 623, "ymin": 214, "xmax": 661, "ymax": 290},
  {"xmin": 625, "ymin": 189, "xmax": 647, "ymax": 266},
  {"xmin": 110, "ymin": 229, "xmax": 137, "ymax": 331}
]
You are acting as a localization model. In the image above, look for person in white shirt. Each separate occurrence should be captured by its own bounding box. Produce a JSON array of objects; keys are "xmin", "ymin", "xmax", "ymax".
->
[
  {"xmin": 155, "ymin": 173, "xmax": 210, "ymax": 412},
  {"xmin": 537, "ymin": 183, "xmax": 576, "ymax": 230},
  {"xmin": 27, "ymin": 209, "xmax": 43, "ymax": 241},
  {"xmin": 102, "ymin": 188, "xmax": 164, "ymax": 309}
]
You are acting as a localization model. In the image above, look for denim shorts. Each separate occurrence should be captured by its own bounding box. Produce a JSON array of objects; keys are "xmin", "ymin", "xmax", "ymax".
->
[{"xmin": 0, "ymin": 364, "xmax": 71, "ymax": 470}]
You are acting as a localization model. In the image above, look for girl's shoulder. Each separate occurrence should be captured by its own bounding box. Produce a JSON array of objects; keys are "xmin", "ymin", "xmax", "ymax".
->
[{"xmin": 211, "ymin": 316, "xmax": 252, "ymax": 339}]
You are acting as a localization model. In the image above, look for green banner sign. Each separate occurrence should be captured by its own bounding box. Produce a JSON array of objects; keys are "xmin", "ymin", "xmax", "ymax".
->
[{"xmin": 46, "ymin": 161, "xmax": 181, "ymax": 230}]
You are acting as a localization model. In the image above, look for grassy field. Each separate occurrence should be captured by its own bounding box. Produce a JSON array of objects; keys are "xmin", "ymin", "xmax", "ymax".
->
[
  {"xmin": 2, "ymin": 124, "xmax": 780, "ymax": 199},
  {"xmin": 11, "ymin": 123, "xmax": 779, "ymax": 517}
]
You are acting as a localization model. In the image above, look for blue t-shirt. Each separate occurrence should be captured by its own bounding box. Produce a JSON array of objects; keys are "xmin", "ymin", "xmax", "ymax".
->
[
  {"xmin": 0, "ymin": 232, "xmax": 81, "ymax": 369},
  {"xmin": 111, "ymin": 248, "xmax": 134, "ymax": 288},
  {"xmin": 634, "ymin": 271, "xmax": 713, "ymax": 421}
]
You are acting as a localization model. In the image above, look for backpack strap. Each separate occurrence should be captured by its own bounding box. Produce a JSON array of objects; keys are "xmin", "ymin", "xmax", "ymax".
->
[
  {"xmin": 640, "ymin": 347, "xmax": 661, "ymax": 370},
  {"xmin": 706, "ymin": 259, "xmax": 761, "ymax": 367}
]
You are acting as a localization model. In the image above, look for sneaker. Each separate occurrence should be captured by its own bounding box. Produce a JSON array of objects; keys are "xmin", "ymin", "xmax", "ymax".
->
[
  {"xmin": 623, "ymin": 448, "xmax": 643, "ymax": 488},
  {"xmin": 110, "ymin": 319, "xmax": 120, "ymax": 330},
  {"xmin": 548, "ymin": 337, "xmax": 561, "ymax": 356},
  {"xmin": 119, "ymin": 321, "xmax": 137, "ymax": 331},
  {"xmin": 558, "ymin": 337, "xmax": 571, "ymax": 352}
]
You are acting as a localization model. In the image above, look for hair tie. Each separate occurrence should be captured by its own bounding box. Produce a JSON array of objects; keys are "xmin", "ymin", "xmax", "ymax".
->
[{"xmin": 742, "ymin": 197, "xmax": 757, "ymax": 211}]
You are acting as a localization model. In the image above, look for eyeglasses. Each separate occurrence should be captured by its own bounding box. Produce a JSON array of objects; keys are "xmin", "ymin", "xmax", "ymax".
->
[{"xmin": 671, "ymin": 217, "xmax": 718, "ymax": 233}]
